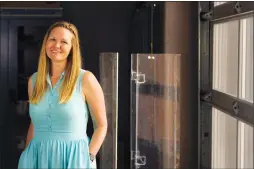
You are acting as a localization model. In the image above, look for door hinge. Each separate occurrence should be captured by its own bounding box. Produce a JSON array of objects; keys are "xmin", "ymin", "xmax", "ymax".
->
[{"xmin": 131, "ymin": 71, "xmax": 146, "ymax": 84}]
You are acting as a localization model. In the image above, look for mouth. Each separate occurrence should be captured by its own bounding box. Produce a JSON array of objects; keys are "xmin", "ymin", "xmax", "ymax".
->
[{"xmin": 51, "ymin": 50, "xmax": 61, "ymax": 54}]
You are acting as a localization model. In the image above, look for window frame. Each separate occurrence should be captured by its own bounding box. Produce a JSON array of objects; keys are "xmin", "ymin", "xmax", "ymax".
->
[{"xmin": 199, "ymin": 1, "xmax": 254, "ymax": 169}]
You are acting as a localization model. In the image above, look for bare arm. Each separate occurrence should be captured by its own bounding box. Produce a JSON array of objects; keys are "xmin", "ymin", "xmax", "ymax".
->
[
  {"xmin": 25, "ymin": 76, "xmax": 34, "ymax": 148},
  {"xmin": 82, "ymin": 71, "xmax": 107, "ymax": 156}
]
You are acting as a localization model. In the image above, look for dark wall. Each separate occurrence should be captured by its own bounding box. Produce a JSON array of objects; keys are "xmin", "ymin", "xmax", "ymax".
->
[{"xmin": 60, "ymin": 2, "xmax": 138, "ymax": 168}]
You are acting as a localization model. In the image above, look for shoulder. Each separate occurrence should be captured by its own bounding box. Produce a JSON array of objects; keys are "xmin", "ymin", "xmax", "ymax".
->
[
  {"xmin": 28, "ymin": 72, "xmax": 38, "ymax": 87},
  {"xmin": 30, "ymin": 72, "xmax": 38, "ymax": 79},
  {"xmin": 81, "ymin": 70, "xmax": 98, "ymax": 85},
  {"xmin": 29, "ymin": 72, "xmax": 38, "ymax": 83},
  {"xmin": 81, "ymin": 70, "xmax": 101, "ymax": 94},
  {"xmin": 28, "ymin": 72, "xmax": 37, "ymax": 96}
]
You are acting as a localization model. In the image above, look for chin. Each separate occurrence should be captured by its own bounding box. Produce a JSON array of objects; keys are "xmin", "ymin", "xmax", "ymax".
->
[{"xmin": 48, "ymin": 55, "xmax": 67, "ymax": 63}]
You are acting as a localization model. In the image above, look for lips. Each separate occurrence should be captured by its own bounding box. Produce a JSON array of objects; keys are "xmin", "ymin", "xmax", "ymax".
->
[{"xmin": 51, "ymin": 50, "xmax": 61, "ymax": 54}]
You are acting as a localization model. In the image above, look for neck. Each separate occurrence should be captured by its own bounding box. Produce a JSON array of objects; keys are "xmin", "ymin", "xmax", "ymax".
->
[{"xmin": 50, "ymin": 60, "xmax": 67, "ymax": 77}]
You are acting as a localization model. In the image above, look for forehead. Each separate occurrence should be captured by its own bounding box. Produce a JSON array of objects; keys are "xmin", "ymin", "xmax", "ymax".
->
[{"xmin": 48, "ymin": 27, "xmax": 73, "ymax": 40}]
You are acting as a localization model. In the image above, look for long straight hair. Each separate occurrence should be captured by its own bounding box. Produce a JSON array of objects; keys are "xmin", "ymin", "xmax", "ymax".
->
[{"xmin": 30, "ymin": 21, "xmax": 82, "ymax": 104}]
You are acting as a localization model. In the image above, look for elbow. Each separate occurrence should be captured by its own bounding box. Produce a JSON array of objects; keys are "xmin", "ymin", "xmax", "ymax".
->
[
  {"xmin": 97, "ymin": 121, "xmax": 108, "ymax": 132},
  {"xmin": 102, "ymin": 121, "xmax": 108, "ymax": 132},
  {"xmin": 103, "ymin": 117, "xmax": 108, "ymax": 130}
]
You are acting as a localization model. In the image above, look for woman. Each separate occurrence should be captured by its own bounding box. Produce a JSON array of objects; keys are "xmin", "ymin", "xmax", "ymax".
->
[{"xmin": 18, "ymin": 21, "xmax": 107, "ymax": 169}]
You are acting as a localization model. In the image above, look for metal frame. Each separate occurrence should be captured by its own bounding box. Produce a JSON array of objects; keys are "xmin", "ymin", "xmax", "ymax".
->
[
  {"xmin": 199, "ymin": 1, "xmax": 254, "ymax": 169},
  {"xmin": 212, "ymin": 2, "xmax": 254, "ymax": 22},
  {"xmin": 199, "ymin": 2, "xmax": 213, "ymax": 169},
  {"xmin": 211, "ymin": 90, "xmax": 253, "ymax": 126},
  {"xmin": 209, "ymin": 3, "xmax": 254, "ymax": 127}
]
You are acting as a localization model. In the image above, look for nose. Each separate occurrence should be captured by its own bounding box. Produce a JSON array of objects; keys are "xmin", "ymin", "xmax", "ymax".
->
[{"xmin": 52, "ymin": 41, "xmax": 61, "ymax": 48}]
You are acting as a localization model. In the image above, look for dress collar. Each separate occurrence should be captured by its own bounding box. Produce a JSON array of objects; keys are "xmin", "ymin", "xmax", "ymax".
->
[{"xmin": 46, "ymin": 71, "xmax": 65, "ymax": 89}]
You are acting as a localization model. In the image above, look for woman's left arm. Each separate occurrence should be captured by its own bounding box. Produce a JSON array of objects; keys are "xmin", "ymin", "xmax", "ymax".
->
[{"xmin": 82, "ymin": 71, "xmax": 108, "ymax": 156}]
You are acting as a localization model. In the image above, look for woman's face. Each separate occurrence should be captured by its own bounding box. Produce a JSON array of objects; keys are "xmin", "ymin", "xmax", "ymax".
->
[{"xmin": 46, "ymin": 27, "xmax": 73, "ymax": 62}]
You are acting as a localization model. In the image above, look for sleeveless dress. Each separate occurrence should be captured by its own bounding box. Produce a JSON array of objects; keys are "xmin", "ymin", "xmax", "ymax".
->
[{"xmin": 18, "ymin": 69, "xmax": 96, "ymax": 169}]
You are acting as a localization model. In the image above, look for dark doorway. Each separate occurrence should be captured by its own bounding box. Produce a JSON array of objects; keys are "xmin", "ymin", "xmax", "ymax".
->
[{"xmin": 1, "ymin": 18, "xmax": 59, "ymax": 169}]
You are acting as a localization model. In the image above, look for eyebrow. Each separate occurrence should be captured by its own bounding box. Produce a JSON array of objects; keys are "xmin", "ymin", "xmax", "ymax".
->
[{"xmin": 48, "ymin": 36, "xmax": 70, "ymax": 42}]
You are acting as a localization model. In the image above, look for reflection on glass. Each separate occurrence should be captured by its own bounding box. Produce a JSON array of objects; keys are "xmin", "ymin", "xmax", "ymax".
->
[
  {"xmin": 131, "ymin": 54, "xmax": 181, "ymax": 169},
  {"xmin": 212, "ymin": 108, "xmax": 237, "ymax": 169},
  {"xmin": 239, "ymin": 17, "xmax": 253, "ymax": 103},
  {"xmin": 213, "ymin": 20, "xmax": 239, "ymax": 97},
  {"xmin": 99, "ymin": 52, "xmax": 118, "ymax": 169},
  {"xmin": 238, "ymin": 121, "xmax": 253, "ymax": 169},
  {"xmin": 214, "ymin": 2, "xmax": 227, "ymax": 6}
]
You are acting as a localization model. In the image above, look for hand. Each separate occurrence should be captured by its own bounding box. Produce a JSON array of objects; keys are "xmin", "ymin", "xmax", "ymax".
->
[{"xmin": 89, "ymin": 153, "xmax": 95, "ymax": 162}]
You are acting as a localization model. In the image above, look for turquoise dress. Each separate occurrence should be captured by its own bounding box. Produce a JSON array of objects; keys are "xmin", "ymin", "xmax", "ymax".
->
[{"xmin": 18, "ymin": 69, "xmax": 96, "ymax": 169}]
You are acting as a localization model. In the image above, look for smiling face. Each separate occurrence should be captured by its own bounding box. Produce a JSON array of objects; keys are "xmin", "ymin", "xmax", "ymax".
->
[{"xmin": 46, "ymin": 27, "xmax": 73, "ymax": 63}]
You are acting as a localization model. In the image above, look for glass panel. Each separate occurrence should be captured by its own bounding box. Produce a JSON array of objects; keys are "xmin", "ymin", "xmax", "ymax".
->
[
  {"xmin": 213, "ymin": 20, "xmax": 239, "ymax": 97},
  {"xmin": 99, "ymin": 53, "xmax": 118, "ymax": 169},
  {"xmin": 212, "ymin": 108, "xmax": 237, "ymax": 169},
  {"xmin": 238, "ymin": 121, "xmax": 253, "ymax": 169},
  {"xmin": 239, "ymin": 17, "xmax": 253, "ymax": 103},
  {"xmin": 214, "ymin": 2, "xmax": 227, "ymax": 6},
  {"xmin": 131, "ymin": 54, "xmax": 181, "ymax": 169}
]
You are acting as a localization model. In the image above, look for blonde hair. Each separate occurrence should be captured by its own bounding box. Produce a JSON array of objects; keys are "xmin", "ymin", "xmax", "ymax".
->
[{"xmin": 30, "ymin": 21, "xmax": 82, "ymax": 104}]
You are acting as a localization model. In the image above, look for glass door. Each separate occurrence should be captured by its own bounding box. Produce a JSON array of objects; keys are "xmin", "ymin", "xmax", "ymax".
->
[
  {"xmin": 131, "ymin": 53, "xmax": 181, "ymax": 169},
  {"xmin": 99, "ymin": 52, "xmax": 119, "ymax": 169}
]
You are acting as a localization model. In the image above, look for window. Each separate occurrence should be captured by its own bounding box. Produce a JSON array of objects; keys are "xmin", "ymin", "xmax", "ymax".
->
[
  {"xmin": 238, "ymin": 121, "xmax": 253, "ymax": 168},
  {"xmin": 213, "ymin": 20, "xmax": 239, "ymax": 97},
  {"xmin": 212, "ymin": 15, "xmax": 253, "ymax": 169},
  {"xmin": 199, "ymin": 2, "xmax": 254, "ymax": 169},
  {"xmin": 239, "ymin": 17, "xmax": 253, "ymax": 103},
  {"xmin": 212, "ymin": 108, "xmax": 253, "ymax": 169},
  {"xmin": 212, "ymin": 108, "xmax": 237, "ymax": 169}
]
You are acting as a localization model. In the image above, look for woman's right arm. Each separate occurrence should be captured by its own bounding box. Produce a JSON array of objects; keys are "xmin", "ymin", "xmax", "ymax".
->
[{"xmin": 25, "ymin": 76, "xmax": 34, "ymax": 148}]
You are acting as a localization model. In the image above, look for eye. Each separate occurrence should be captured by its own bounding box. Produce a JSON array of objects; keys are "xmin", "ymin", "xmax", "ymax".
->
[
  {"xmin": 62, "ymin": 41, "xmax": 68, "ymax": 44},
  {"xmin": 49, "ymin": 38, "xmax": 56, "ymax": 41}
]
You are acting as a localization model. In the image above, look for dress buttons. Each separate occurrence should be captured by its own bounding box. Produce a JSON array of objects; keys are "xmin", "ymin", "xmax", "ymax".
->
[{"xmin": 48, "ymin": 100, "xmax": 54, "ymax": 108}]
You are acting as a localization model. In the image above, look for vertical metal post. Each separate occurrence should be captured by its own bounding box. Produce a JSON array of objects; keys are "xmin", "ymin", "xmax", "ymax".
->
[
  {"xmin": 163, "ymin": 2, "xmax": 199, "ymax": 169},
  {"xmin": 199, "ymin": 2, "xmax": 212, "ymax": 169}
]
